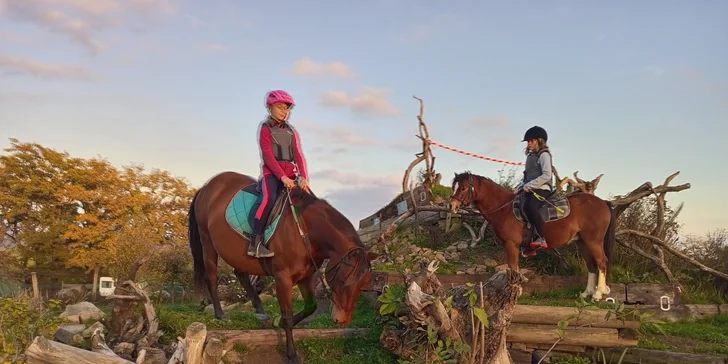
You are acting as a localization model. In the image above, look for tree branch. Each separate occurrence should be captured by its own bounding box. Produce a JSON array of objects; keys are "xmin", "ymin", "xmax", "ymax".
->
[{"xmin": 617, "ymin": 230, "xmax": 728, "ymax": 281}]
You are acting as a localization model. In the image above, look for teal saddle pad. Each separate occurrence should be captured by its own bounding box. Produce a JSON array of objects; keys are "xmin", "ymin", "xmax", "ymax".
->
[{"xmin": 224, "ymin": 185, "xmax": 284, "ymax": 245}]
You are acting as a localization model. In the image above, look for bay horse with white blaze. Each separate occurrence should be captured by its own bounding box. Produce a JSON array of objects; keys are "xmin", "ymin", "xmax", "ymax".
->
[
  {"xmin": 188, "ymin": 171, "xmax": 376, "ymax": 364},
  {"xmin": 448, "ymin": 171, "xmax": 616, "ymax": 301}
]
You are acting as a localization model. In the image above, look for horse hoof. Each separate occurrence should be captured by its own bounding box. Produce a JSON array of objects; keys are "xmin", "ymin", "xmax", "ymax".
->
[
  {"xmin": 255, "ymin": 313, "xmax": 271, "ymax": 321},
  {"xmin": 288, "ymin": 356, "xmax": 302, "ymax": 364},
  {"xmin": 591, "ymin": 293, "xmax": 603, "ymax": 301}
]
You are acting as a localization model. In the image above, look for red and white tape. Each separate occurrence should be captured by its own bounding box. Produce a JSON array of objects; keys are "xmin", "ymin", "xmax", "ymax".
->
[{"xmin": 426, "ymin": 139, "xmax": 525, "ymax": 166}]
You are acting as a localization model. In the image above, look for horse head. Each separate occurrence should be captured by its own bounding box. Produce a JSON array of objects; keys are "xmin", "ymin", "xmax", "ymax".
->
[
  {"xmin": 288, "ymin": 187, "xmax": 378, "ymax": 325},
  {"xmin": 449, "ymin": 171, "xmax": 478, "ymax": 213}
]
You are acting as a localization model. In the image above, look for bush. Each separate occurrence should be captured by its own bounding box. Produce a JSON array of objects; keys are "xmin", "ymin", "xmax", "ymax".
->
[{"xmin": 0, "ymin": 292, "xmax": 64, "ymax": 363}]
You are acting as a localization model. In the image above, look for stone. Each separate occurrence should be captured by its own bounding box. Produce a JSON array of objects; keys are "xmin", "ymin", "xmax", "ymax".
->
[
  {"xmin": 59, "ymin": 302, "xmax": 104, "ymax": 319},
  {"xmin": 81, "ymin": 321, "xmax": 105, "ymax": 338},
  {"xmin": 445, "ymin": 245, "xmax": 458, "ymax": 253},
  {"xmin": 456, "ymin": 242, "xmax": 469, "ymax": 251},
  {"xmin": 113, "ymin": 342, "xmax": 135, "ymax": 357},
  {"xmin": 78, "ymin": 311, "xmax": 105, "ymax": 322},
  {"xmin": 54, "ymin": 324, "xmax": 85, "ymax": 345},
  {"xmin": 465, "ymin": 268, "xmax": 477, "ymax": 275},
  {"xmin": 483, "ymin": 258, "xmax": 499, "ymax": 267},
  {"xmin": 435, "ymin": 253, "xmax": 448, "ymax": 263}
]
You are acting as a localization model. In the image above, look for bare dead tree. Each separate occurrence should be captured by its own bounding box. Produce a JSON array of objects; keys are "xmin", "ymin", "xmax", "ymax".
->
[
  {"xmin": 402, "ymin": 96, "xmax": 439, "ymax": 195},
  {"xmin": 558, "ymin": 171, "xmax": 604, "ymax": 195}
]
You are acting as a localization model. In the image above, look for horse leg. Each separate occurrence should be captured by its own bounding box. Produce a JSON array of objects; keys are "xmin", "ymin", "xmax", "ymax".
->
[
  {"xmin": 577, "ymin": 239, "xmax": 598, "ymax": 299},
  {"xmin": 234, "ymin": 270, "xmax": 270, "ymax": 321},
  {"xmin": 583, "ymin": 238, "xmax": 611, "ymax": 301},
  {"xmin": 275, "ymin": 276, "xmax": 301, "ymax": 364},
  {"xmin": 201, "ymin": 230, "xmax": 225, "ymax": 319},
  {"xmin": 505, "ymin": 240, "xmax": 520, "ymax": 272},
  {"xmin": 293, "ymin": 274, "xmax": 318, "ymax": 326}
]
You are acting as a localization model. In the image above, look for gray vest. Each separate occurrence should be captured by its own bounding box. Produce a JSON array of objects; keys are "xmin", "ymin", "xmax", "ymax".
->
[
  {"xmin": 523, "ymin": 150, "xmax": 553, "ymax": 190},
  {"xmin": 267, "ymin": 122, "xmax": 295, "ymax": 162}
]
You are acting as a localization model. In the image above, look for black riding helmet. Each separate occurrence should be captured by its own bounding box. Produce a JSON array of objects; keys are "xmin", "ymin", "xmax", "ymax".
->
[{"xmin": 523, "ymin": 126, "xmax": 548, "ymax": 142}]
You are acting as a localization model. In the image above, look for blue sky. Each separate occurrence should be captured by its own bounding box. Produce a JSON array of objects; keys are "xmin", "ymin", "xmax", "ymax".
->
[{"xmin": 1, "ymin": 0, "xmax": 726, "ymax": 237}]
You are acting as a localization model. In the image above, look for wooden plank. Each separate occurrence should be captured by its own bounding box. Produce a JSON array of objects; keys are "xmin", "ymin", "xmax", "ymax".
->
[
  {"xmin": 508, "ymin": 349, "xmax": 534, "ymax": 364},
  {"xmin": 587, "ymin": 347, "xmax": 727, "ymax": 364},
  {"xmin": 512, "ymin": 305, "xmax": 641, "ymax": 329},
  {"xmin": 208, "ymin": 328, "xmax": 371, "ymax": 349},
  {"xmin": 625, "ymin": 283, "xmax": 681, "ymax": 305},
  {"xmin": 507, "ymin": 323, "xmax": 638, "ymax": 348}
]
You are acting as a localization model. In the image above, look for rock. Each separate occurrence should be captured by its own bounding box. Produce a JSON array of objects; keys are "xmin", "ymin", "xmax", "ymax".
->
[
  {"xmin": 79, "ymin": 311, "xmax": 104, "ymax": 322},
  {"xmin": 435, "ymin": 252, "xmax": 448, "ymax": 263},
  {"xmin": 139, "ymin": 347, "xmax": 167, "ymax": 364},
  {"xmin": 81, "ymin": 321, "xmax": 105, "ymax": 338},
  {"xmin": 411, "ymin": 246, "xmax": 421, "ymax": 253},
  {"xmin": 59, "ymin": 302, "xmax": 104, "ymax": 319},
  {"xmin": 449, "ymin": 252, "xmax": 461, "ymax": 260},
  {"xmin": 465, "ymin": 268, "xmax": 477, "ymax": 275},
  {"xmin": 495, "ymin": 264, "xmax": 508, "ymax": 272},
  {"xmin": 475, "ymin": 266, "xmax": 487, "ymax": 274},
  {"xmin": 54, "ymin": 324, "xmax": 85, "ymax": 345},
  {"xmin": 456, "ymin": 271, "xmax": 465, "ymax": 275},
  {"xmin": 456, "ymin": 242, "xmax": 469, "ymax": 251},
  {"xmin": 483, "ymin": 258, "xmax": 499, "ymax": 268},
  {"xmin": 445, "ymin": 245, "xmax": 458, "ymax": 253},
  {"xmin": 396, "ymin": 256, "xmax": 405, "ymax": 263},
  {"xmin": 113, "ymin": 342, "xmax": 135, "ymax": 357},
  {"xmin": 259, "ymin": 294, "xmax": 275, "ymax": 303},
  {"xmin": 62, "ymin": 315, "xmax": 80, "ymax": 324}
]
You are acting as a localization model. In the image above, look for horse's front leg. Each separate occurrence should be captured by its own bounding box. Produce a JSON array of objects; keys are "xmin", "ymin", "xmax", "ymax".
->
[
  {"xmin": 293, "ymin": 274, "xmax": 319, "ymax": 326},
  {"xmin": 505, "ymin": 240, "xmax": 520, "ymax": 272},
  {"xmin": 275, "ymin": 277, "xmax": 301, "ymax": 364}
]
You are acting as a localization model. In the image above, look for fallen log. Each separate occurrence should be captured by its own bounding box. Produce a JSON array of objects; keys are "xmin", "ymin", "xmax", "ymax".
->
[
  {"xmin": 511, "ymin": 305, "xmax": 641, "ymax": 330},
  {"xmin": 167, "ymin": 322, "xmax": 227, "ymax": 364},
  {"xmin": 25, "ymin": 336, "xmax": 133, "ymax": 364},
  {"xmin": 507, "ymin": 323, "xmax": 638, "ymax": 348},
  {"xmin": 207, "ymin": 328, "xmax": 371, "ymax": 349}
]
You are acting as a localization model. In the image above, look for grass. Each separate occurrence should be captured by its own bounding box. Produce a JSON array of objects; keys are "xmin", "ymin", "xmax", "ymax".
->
[{"xmin": 638, "ymin": 313, "xmax": 728, "ymax": 357}]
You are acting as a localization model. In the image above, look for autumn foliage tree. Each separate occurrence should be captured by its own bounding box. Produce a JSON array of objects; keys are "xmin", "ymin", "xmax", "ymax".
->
[{"xmin": 0, "ymin": 138, "xmax": 195, "ymax": 290}]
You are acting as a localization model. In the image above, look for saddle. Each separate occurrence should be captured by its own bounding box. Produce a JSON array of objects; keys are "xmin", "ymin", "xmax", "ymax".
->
[
  {"xmin": 512, "ymin": 190, "xmax": 571, "ymax": 255},
  {"xmin": 224, "ymin": 181, "xmax": 290, "ymax": 245}
]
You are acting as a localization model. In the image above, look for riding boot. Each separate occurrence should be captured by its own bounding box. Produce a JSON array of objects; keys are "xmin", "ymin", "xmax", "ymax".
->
[
  {"xmin": 247, "ymin": 233, "xmax": 275, "ymax": 258},
  {"xmin": 530, "ymin": 236, "xmax": 548, "ymax": 250}
]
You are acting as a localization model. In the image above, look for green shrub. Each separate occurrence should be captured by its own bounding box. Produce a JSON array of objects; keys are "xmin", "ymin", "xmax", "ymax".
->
[{"xmin": 0, "ymin": 292, "xmax": 64, "ymax": 363}]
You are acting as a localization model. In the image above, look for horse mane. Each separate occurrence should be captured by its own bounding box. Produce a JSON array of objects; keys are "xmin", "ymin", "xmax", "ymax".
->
[
  {"xmin": 290, "ymin": 187, "xmax": 366, "ymax": 248},
  {"xmin": 452, "ymin": 170, "xmax": 511, "ymax": 193}
]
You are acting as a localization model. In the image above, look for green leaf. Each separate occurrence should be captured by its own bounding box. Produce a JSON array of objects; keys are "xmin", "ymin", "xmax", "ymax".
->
[
  {"xmin": 379, "ymin": 303, "xmax": 396, "ymax": 315},
  {"xmin": 469, "ymin": 293, "xmax": 477, "ymax": 307},
  {"xmin": 472, "ymin": 307, "xmax": 489, "ymax": 328},
  {"xmin": 557, "ymin": 320, "xmax": 569, "ymax": 330}
]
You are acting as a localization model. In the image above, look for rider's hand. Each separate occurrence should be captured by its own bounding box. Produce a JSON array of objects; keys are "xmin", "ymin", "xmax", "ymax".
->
[
  {"xmin": 523, "ymin": 186, "xmax": 531, "ymax": 192},
  {"xmin": 281, "ymin": 176, "xmax": 296, "ymax": 189},
  {"xmin": 299, "ymin": 178, "xmax": 310, "ymax": 193}
]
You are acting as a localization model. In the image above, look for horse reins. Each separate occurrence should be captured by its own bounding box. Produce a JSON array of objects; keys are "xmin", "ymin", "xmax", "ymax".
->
[{"xmin": 286, "ymin": 192, "xmax": 368, "ymax": 298}]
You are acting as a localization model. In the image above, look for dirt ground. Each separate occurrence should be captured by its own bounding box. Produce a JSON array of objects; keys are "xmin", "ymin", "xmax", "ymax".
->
[{"xmin": 223, "ymin": 345, "xmax": 295, "ymax": 364}]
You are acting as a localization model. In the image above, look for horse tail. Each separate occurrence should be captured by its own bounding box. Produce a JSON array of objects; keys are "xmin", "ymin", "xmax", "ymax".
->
[
  {"xmin": 603, "ymin": 200, "xmax": 617, "ymax": 277},
  {"xmin": 188, "ymin": 189, "xmax": 209, "ymax": 300}
]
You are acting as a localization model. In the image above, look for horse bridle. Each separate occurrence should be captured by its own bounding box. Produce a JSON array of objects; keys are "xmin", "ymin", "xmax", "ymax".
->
[{"xmin": 450, "ymin": 173, "xmax": 512, "ymax": 216}]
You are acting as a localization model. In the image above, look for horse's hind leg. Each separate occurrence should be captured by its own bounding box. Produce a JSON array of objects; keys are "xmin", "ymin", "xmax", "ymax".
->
[
  {"xmin": 234, "ymin": 270, "xmax": 270, "ymax": 321},
  {"xmin": 201, "ymin": 230, "xmax": 225, "ymax": 319},
  {"xmin": 582, "ymin": 236, "xmax": 611, "ymax": 301},
  {"xmin": 577, "ymin": 238, "xmax": 598, "ymax": 299},
  {"xmin": 292, "ymin": 274, "xmax": 319, "ymax": 326}
]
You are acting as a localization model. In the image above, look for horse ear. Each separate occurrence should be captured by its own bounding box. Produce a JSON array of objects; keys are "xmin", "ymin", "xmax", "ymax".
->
[{"xmin": 367, "ymin": 251, "xmax": 379, "ymax": 261}]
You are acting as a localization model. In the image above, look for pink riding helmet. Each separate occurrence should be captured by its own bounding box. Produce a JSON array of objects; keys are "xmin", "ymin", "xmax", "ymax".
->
[{"xmin": 265, "ymin": 90, "xmax": 295, "ymax": 108}]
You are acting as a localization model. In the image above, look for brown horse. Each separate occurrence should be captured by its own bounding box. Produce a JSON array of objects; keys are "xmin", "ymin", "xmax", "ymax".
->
[
  {"xmin": 188, "ymin": 171, "xmax": 376, "ymax": 364},
  {"xmin": 448, "ymin": 171, "xmax": 616, "ymax": 301}
]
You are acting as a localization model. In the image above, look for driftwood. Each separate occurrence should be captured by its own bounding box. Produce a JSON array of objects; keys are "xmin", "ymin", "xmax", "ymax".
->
[
  {"xmin": 555, "ymin": 169, "xmax": 603, "ymax": 195},
  {"xmin": 107, "ymin": 280, "xmax": 161, "ymax": 353},
  {"xmin": 402, "ymin": 96, "xmax": 438, "ymax": 195},
  {"xmin": 25, "ymin": 332, "xmax": 133, "ymax": 364},
  {"xmin": 379, "ymin": 260, "xmax": 527, "ymax": 364}
]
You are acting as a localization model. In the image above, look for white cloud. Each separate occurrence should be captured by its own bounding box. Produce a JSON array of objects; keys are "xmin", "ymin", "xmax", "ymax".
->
[
  {"xmin": 296, "ymin": 119, "xmax": 380, "ymax": 147},
  {"xmin": 319, "ymin": 87, "xmax": 399, "ymax": 117},
  {"xmin": 644, "ymin": 65, "xmax": 666, "ymax": 78},
  {"xmin": 0, "ymin": 0, "xmax": 176, "ymax": 55},
  {"xmin": 0, "ymin": 55, "xmax": 99, "ymax": 81},
  {"xmin": 291, "ymin": 57, "xmax": 355, "ymax": 79}
]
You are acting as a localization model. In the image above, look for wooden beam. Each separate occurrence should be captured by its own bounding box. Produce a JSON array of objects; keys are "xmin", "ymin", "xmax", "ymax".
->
[
  {"xmin": 587, "ymin": 347, "xmax": 727, "ymax": 364},
  {"xmin": 511, "ymin": 305, "xmax": 641, "ymax": 329},
  {"xmin": 208, "ymin": 328, "xmax": 371, "ymax": 349},
  {"xmin": 506, "ymin": 324, "xmax": 638, "ymax": 348}
]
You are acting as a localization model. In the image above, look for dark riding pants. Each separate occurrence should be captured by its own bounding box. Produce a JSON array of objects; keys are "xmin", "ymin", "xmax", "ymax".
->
[
  {"xmin": 249, "ymin": 174, "xmax": 282, "ymax": 236},
  {"xmin": 524, "ymin": 189, "xmax": 550, "ymax": 239}
]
